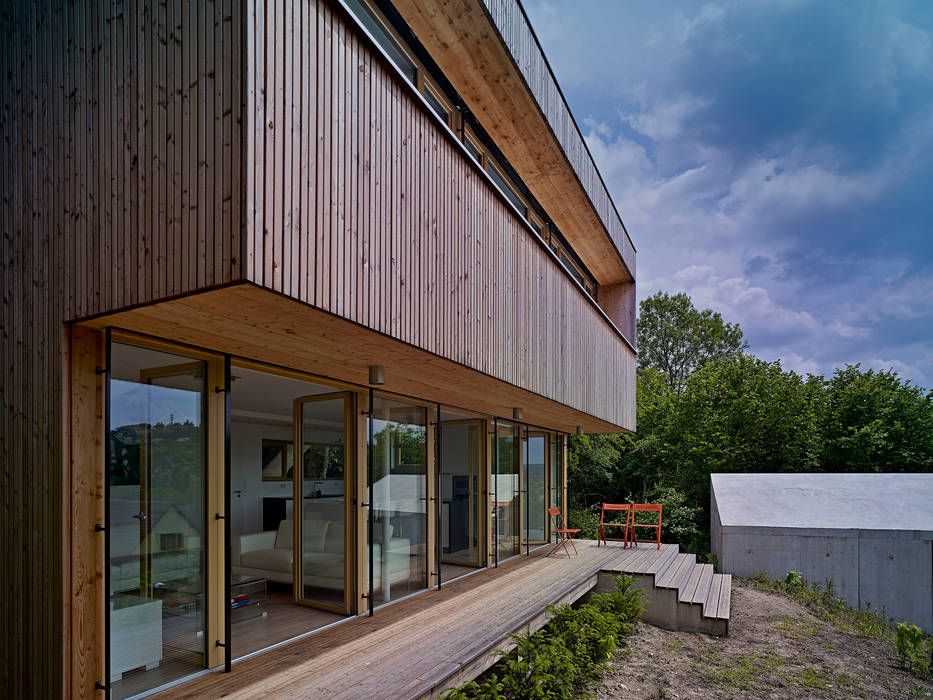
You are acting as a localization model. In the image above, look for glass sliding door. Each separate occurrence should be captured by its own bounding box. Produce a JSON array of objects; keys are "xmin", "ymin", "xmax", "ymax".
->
[
  {"xmin": 108, "ymin": 342, "xmax": 207, "ymax": 698},
  {"xmin": 295, "ymin": 393, "xmax": 353, "ymax": 613},
  {"xmin": 439, "ymin": 419, "xmax": 484, "ymax": 569},
  {"xmin": 550, "ymin": 434, "xmax": 563, "ymax": 538},
  {"xmin": 524, "ymin": 432, "xmax": 548, "ymax": 545},
  {"xmin": 228, "ymin": 365, "xmax": 351, "ymax": 660},
  {"xmin": 370, "ymin": 397, "xmax": 428, "ymax": 604},
  {"xmin": 493, "ymin": 422, "xmax": 521, "ymax": 561}
]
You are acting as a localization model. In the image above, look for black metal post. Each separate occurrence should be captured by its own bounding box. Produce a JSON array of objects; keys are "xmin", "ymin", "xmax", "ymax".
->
[
  {"xmin": 435, "ymin": 403, "xmax": 442, "ymax": 590},
  {"xmin": 493, "ymin": 418, "xmax": 498, "ymax": 568},
  {"xmin": 223, "ymin": 355, "xmax": 232, "ymax": 672},
  {"xmin": 368, "ymin": 388, "xmax": 374, "ymax": 616},
  {"xmin": 525, "ymin": 427, "xmax": 530, "ymax": 557},
  {"xmin": 103, "ymin": 328, "xmax": 112, "ymax": 695}
]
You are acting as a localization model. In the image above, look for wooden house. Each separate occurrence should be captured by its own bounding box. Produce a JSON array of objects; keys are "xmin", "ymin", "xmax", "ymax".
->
[{"xmin": 1, "ymin": 0, "xmax": 636, "ymax": 696}]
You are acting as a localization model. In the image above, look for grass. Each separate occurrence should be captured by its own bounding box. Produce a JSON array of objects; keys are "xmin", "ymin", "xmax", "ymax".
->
[
  {"xmin": 691, "ymin": 648, "xmax": 789, "ymax": 692},
  {"xmin": 747, "ymin": 572, "xmax": 895, "ymax": 643},
  {"xmin": 765, "ymin": 615, "xmax": 822, "ymax": 639}
]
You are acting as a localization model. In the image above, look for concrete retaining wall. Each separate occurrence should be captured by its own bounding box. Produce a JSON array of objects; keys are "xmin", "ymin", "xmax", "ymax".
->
[{"xmin": 712, "ymin": 520, "xmax": 933, "ymax": 632}]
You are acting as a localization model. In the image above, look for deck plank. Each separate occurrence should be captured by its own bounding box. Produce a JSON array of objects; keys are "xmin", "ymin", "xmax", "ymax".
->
[
  {"xmin": 690, "ymin": 564, "xmax": 714, "ymax": 604},
  {"xmin": 705, "ymin": 574, "xmax": 723, "ymax": 619},
  {"xmin": 157, "ymin": 541, "xmax": 631, "ymax": 699},
  {"xmin": 717, "ymin": 574, "xmax": 732, "ymax": 620}
]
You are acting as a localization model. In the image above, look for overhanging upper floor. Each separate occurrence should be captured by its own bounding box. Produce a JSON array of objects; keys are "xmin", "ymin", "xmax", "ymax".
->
[{"xmin": 391, "ymin": 0, "xmax": 636, "ymax": 287}]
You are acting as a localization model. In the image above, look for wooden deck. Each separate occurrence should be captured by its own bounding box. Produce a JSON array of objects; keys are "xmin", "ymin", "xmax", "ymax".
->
[{"xmin": 157, "ymin": 541, "xmax": 729, "ymax": 699}]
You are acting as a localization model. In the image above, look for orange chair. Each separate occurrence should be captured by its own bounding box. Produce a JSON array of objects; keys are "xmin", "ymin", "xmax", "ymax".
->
[
  {"xmin": 598, "ymin": 503, "xmax": 632, "ymax": 548},
  {"xmin": 629, "ymin": 503, "xmax": 662, "ymax": 550},
  {"xmin": 548, "ymin": 507, "xmax": 580, "ymax": 558}
]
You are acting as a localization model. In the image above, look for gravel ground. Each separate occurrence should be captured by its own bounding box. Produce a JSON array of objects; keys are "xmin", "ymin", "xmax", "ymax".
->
[{"xmin": 596, "ymin": 581, "xmax": 933, "ymax": 699}]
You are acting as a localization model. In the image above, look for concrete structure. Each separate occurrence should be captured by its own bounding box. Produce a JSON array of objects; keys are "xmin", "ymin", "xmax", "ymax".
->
[{"xmin": 711, "ymin": 473, "xmax": 933, "ymax": 632}]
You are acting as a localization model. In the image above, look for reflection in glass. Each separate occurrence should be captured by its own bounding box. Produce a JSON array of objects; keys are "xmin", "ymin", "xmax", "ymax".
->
[
  {"xmin": 299, "ymin": 396, "xmax": 348, "ymax": 609},
  {"xmin": 494, "ymin": 422, "xmax": 521, "ymax": 561},
  {"xmin": 550, "ymin": 434, "xmax": 563, "ymax": 537},
  {"xmin": 440, "ymin": 421, "xmax": 482, "ymax": 567},
  {"xmin": 369, "ymin": 397, "xmax": 428, "ymax": 604},
  {"xmin": 261, "ymin": 439, "xmax": 294, "ymax": 480},
  {"xmin": 524, "ymin": 434, "xmax": 547, "ymax": 543},
  {"xmin": 108, "ymin": 342, "xmax": 206, "ymax": 699}
]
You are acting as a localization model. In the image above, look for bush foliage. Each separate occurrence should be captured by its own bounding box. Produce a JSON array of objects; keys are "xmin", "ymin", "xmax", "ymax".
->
[
  {"xmin": 567, "ymin": 294, "xmax": 933, "ymax": 558},
  {"xmin": 440, "ymin": 576, "xmax": 643, "ymax": 699}
]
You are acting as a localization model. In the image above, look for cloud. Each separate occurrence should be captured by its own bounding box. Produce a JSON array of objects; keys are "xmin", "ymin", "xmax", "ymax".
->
[{"xmin": 523, "ymin": 0, "xmax": 933, "ymax": 390}]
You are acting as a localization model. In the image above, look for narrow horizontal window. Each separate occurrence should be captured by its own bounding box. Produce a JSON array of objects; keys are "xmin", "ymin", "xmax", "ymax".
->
[
  {"xmin": 422, "ymin": 86, "xmax": 450, "ymax": 123},
  {"xmin": 344, "ymin": 0, "xmax": 417, "ymax": 84},
  {"xmin": 486, "ymin": 162, "xmax": 527, "ymax": 217}
]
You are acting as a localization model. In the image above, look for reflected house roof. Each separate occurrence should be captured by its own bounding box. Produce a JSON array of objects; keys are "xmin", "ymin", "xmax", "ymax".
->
[
  {"xmin": 108, "ymin": 498, "xmax": 200, "ymax": 559},
  {"xmin": 371, "ymin": 474, "xmax": 426, "ymax": 513}
]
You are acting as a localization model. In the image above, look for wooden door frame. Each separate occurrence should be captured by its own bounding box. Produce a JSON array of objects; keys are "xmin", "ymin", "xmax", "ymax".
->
[
  {"xmin": 292, "ymin": 391, "xmax": 357, "ymax": 616},
  {"xmin": 438, "ymin": 418, "xmax": 486, "ymax": 569},
  {"xmin": 522, "ymin": 430, "xmax": 550, "ymax": 546}
]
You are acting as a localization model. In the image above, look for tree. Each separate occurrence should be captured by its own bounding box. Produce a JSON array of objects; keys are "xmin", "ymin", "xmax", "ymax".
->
[
  {"xmin": 820, "ymin": 364, "xmax": 933, "ymax": 471},
  {"xmin": 636, "ymin": 292, "xmax": 748, "ymax": 391}
]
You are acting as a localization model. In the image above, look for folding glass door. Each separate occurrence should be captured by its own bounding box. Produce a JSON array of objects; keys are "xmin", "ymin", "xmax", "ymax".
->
[
  {"xmin": 493, "ymin": 421, "xmax": 521, "ymax": 561},
  {"xmin": 294, "ymin": 393, "xmax": 354, "ymax": 613},
  {"xmin": 107, "ymin": 342, "xmax": 208, "ymax": 699},
  {"xmin": 369, "ymin": 396, "xmax": 429, "ymax": 605},
  {"xmin": 439, "ymin": 419, "xmax": 484, "ymax": 569},
  {"xmin": 523, "ymin": 432, "xmax": 548, "ymax": 546}
]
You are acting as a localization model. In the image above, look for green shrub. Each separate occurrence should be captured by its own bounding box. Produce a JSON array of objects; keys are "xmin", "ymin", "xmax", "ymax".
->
[
  {"xmin": 439, "ymin": 576, "xmax": 643, "ymax": 699},
  {"xmin": 567, "ymin": 504, "xmax": 600, "ymax": 540},
  {"xmin": 896, "ymin": 623, "xmax": 932, "ymax": 676},
  {"xmin": 749, "ymin": 572, "xmax": 893, "ymax": 643}
]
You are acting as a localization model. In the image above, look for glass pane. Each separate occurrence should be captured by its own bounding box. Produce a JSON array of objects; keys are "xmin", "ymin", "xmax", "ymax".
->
[
  {"xmin": 370, "ymin": 397, "xmax": 428, "ymax": 604},
  {"xmin": 550, "ymin": 434, "xmax": 562, "ymax": 532},
  {"xmin": 524, "ymin": 434, "xmax": 547, "ymax": 543},
  {"xmin": 494, "ymin": 422, "xmax": 521, "ymax": 560},
  {"xmin": 344, "ymin": 0, "xmax": 417, "ymax": 83},
  {"xmin": 229, "ymin": 367, "xmax": 349, "ymax": 660},
  {"xmin": 300, "ymin": 396, "xmax": 348, "ymax": 608},
  {"xmin": 108, "ymin": 342, "xmax": 206, "ymax": 698},
  {"xmin": 440, "ymin": 421, "xmax": 482, "ymax": 567}
]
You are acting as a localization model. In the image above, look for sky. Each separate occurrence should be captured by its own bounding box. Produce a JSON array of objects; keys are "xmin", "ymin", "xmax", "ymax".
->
[{"xmin": 523, "ymin": 0, "xmax": 933, "ymax": 390}]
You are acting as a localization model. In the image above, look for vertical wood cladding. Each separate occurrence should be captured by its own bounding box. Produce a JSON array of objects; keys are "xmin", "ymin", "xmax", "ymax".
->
[
  {"xmin": 0, "ymin": 2, "xmax": 242, "ymax": 696},
  {"xmin": 243, "ymin": 0, "xmax": 635, "ymax": 429},
  {"xmin": 481, "ymin": 0, "xmax": 636, "ymax": 278}
]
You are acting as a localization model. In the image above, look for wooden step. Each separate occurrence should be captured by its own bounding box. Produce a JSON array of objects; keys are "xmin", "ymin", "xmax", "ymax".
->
[
  {"xmin": 656, "ymin": 553, "xmax": 693, "ymax": 588},
  {"xmin": 689, "ymin": 564, "xmax": 714, "ymax": 605},
  {"xmin": 625, "ymin": 546, "xmax": 660, "ymax": 572},
  {"xmin": 714, "ymin": 574, "xmax": 731, "ymax": 620},
  {"xmin": 646, "ymin": 544, "xmax": 680, "ymax": 578},
  {"xmin": 679, "ymin": 558, "xmax": 704, "ymax": 603},
  {"xmin": 672, "ymin": 554, "xmax": 697, "ymax": 594},
  {"xmin": 631, "ymin": 546, "xmax": 667, "ymax": 574},
  {"xmin": 704, "ymin": 574, "xmax": 723, "ymax": 618}
]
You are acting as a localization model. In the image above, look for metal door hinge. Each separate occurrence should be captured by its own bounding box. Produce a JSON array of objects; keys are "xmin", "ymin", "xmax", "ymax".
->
[{"xmin": 94, "ymin": 523, "xmax": 105, "ymax": 532}]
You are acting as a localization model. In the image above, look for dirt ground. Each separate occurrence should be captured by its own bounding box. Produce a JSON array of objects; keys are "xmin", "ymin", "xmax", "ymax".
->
[{"xmin": 596, "ymin": 581, "xmax": 933, "ymax": 699}]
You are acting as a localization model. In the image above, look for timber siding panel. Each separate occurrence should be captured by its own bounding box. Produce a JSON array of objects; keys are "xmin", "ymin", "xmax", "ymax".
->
[
  {"xmin": 481, "ymin": 0, "xmax": 635, "ymax": 277},
  {"xmin": 0, "ymin": 2, "xmax": 242, "ymax": 696},
  {"xmin": 243, "ymin": 0, "xmax": 634, "ymax": 428}
]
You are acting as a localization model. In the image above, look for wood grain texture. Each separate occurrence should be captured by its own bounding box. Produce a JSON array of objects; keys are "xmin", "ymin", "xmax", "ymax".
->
[
  {"xmin": 82, "ymin": 284, "xmax": 631, "ymax": 434},
  {"xmin": 0, "ymin": 2, "xmax": 243, "ymax": 696},
  {"xmin": 391, "ymin": 0, "xmax": 636, "ymax": 289},
  {"xmin": 243, "ymin": 0, "xmax": 635, "ymax": 429}
]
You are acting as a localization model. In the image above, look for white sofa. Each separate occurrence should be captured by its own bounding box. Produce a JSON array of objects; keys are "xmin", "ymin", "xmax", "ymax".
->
[{"xmin": 232, "ymin": 518, "xmax": 412, "ymax": 590}]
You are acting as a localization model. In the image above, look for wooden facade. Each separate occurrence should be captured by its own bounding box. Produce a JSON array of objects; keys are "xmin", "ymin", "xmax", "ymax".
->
[
  {"xmin": 0, "ymin": 0, "xmax": 636, "ymax": 697},
  {"xmin": 1, "ymin": 2, "xmax": 242, "ymax": 696},
  {"xmin": 242, "ymin": 0, "xmax": 634, "ymax": 428}
]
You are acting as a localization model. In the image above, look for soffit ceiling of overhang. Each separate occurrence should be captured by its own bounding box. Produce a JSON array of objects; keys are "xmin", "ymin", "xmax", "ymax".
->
[{"xmin": 391, "ymin": 0, "xmax": 632, "ymax": 286}]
